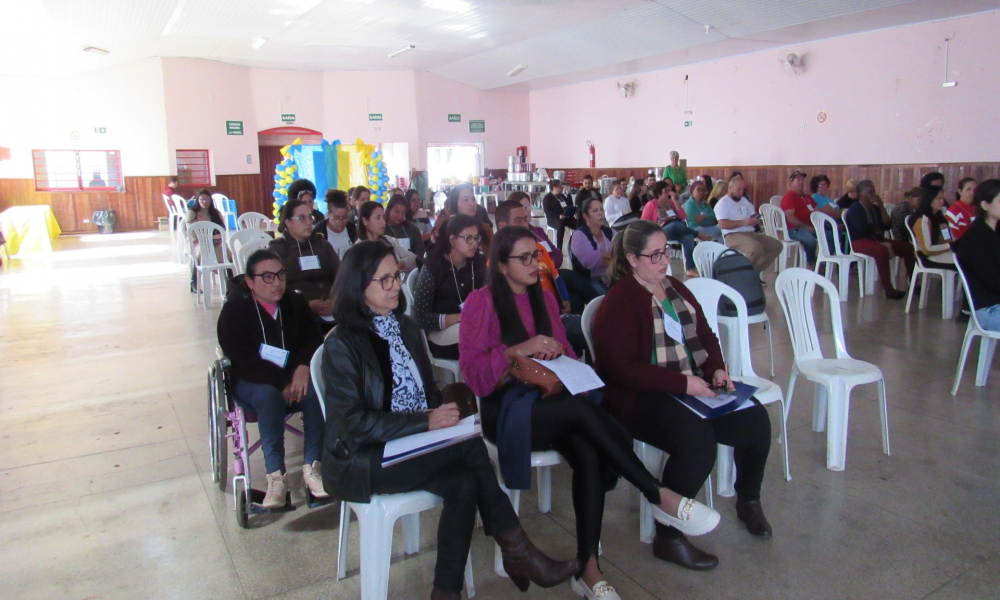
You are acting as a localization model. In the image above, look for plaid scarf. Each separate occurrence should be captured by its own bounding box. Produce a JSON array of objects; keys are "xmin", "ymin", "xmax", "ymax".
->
[{"xmin": 649, "ymin": 280, "xmax": 709, "ymax": 376}]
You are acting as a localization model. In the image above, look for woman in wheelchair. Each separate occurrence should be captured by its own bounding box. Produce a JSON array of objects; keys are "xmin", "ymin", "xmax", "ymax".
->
[
  {"xmin": 217, "ymin": 249, "xmax": 328, "ymax": 509},
  {"xmin": 321, "ymin": 241, "xmax": 578, "ymax": 600}
]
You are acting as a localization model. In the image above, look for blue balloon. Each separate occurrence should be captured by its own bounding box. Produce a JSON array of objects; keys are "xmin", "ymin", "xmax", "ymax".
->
[{"xmin": 272, "ymin": 191, "xmax": 281, "ymax": 198}]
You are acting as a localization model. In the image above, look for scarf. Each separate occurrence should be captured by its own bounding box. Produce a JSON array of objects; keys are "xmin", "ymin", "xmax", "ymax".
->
[
  {"xmin": 371, "ymin": 314, "xmax": 428, "ymax": 413},
  {"xmin": 649, "ymin": 280, "xmax": 709, "ymax": 376}
]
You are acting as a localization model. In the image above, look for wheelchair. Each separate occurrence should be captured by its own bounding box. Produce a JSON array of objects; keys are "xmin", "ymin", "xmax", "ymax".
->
[{"xmin": 207, "ymin": 355, "xmax": 332, "ymax": 528}]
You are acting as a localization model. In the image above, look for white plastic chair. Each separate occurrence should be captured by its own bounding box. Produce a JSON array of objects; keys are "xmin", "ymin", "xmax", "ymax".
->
[
  {"xmin": 775, "ymin": 268, "xmax": 890, "ymax": 471},
  {"xmin": 237, "ymin": 211, "xmax": 270, "ymax": 231},
  {"xmin": 904, "ymin": 218, "xmax": 959, "ymax": 319},
  {"xmin": 580, "ymin": 295, "xmax": 604, "ymax": 362},
  {"xmin": 162, "ymin": 194, "xmax": 183, "ymax": 243},
  {"xmin": 769, "ymin": 195, "xmax": 783, "ymax": 207},
  {"xmin": 811, "ymin": 211, "xmax": 864, "ymax": 301},
  {"xmin": 172, "ymin": 195, "xmax": 191, "ymax": 263},
  {"xmin": 228, "ymin": 229, "xmax": 272, "ymax": 273},
  {"xmin": 402, "ymin": 270, "xmax": 463, "ymax": 384},
  {"xmin": 187, "ymin": 222, "xmax": 235, "ymax": 308},
  {"xmin": 759, "ymin": 204, "xmax": 805, "ymax": 273},
  {"xmin": 692, "ymin": 241, "xmax": 727, "ymax": 278},
  {"xmin": 235, "ymin": 239, "xmax": 271, "ymax": 276},
  {"xmin": 308, "ymin": 349, "xmax": 476, "ymax": 600},
  {"xmin": 212, "ymin": 193, "xmax": 235, "ymax": 231},
  {"xmin": 951, "ymin": 259, "xmax": 1000, "ymax": 394},
  {"xmin": 838, "ymin": 212, "xmax": 878, "ymax": 296}
]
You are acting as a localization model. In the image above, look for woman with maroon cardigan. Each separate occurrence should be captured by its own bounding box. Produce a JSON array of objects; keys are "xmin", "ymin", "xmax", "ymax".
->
[
  {"xmin": 459, "ymin": 226, "xmax": 718, "ymax": 600},
  {"xmin": 593, "ymin": 220, "xmax": 774, "ymax": 572}
]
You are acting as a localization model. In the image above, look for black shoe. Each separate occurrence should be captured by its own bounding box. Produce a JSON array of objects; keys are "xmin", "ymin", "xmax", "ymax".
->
[
  {"xmin": 652, "ymin": 534, "xmax": 719, "ymax": 570},
  {"xmin": 885, "ymin": 288, "xmax": 906, "ymax": 300},
  {"xmin": 190, "ymin": 282, "xmax": 197, "ymax": 293},
  {"xmin": 736, "ymin": 500, "xmax": 773, "ymax": 537}
]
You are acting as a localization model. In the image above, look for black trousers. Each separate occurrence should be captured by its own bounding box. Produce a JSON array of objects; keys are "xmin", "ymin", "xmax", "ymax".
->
[
  {"xmin": 558, "ymin": 269, "xmax": 599, "ymax": 315},
  {"xmin": 631, "ymin": 392, "xmax": 772, "ymax": 539},
  {"xmin": 370, "ymin": 437, "xmax": 520, "ymax": 593},
  {"xmin": 483, "ymin": 391, "xmax": 663, "ymax": 567},
  {"xmin": 553, "ymin": 219, "xmax": 576, "ymax": 252}
]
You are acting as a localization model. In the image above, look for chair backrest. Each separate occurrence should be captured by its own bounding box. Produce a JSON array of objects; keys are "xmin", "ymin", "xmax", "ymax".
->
[
  {"xmin": 237, "ymin": 212, "xmax": 270, "ymax": 231},
  {"xmin": 235, "ymin": 238, "xmax": 271, "ymax": 275},
  {"xmin": 162, "ymin": 194, "xmax": 178, "ymax": 217},
  {"xmin": 684, "ymin": 278, "xmax": 758, "ymax": 378},
  {"xmin": 692, "ymin": 241, "xmax": 727, "ymax": 278},
  {"xmin": 229, "ymin": 228, "xmax": 271, "ymax": 259},
  {"xmin": 810, "ymin": 211, "xmax": 844, "ymax": 258},
  {"xmin": 759, "ymin": 204, "xmax": 789, "ymax": 241},
  {"xmin": 187, "ymin": 221, "xmax": 231, "ymax": 266},
  {"xmin": 171, "ymin": 194, "xmax": 189, "ymax": 216},
  {"xmin": 580, "ymin": 295, "xmax": 605, "ymax": 361},
  {"xmin": 769, "ymin": 195, "xmax": 783, "ymax": 206},
  {"xmin": 309, "ymin": 347, "xmax": 327, "ymax": 421},
  {"xmin": 402, "ymin": 276, "xmax": 416, "ymax": 317},
  {"xmin": 838, "ymin": 211, "xmax": 858, "ymax": 255},
  {"xmin": 405, "ymin": 267, "xmax": 419, "ymax": 300},
  {"xmin": 953, "ymin": 257, "xmax": 986, "ymax": 334},
  {"xmin": 775, "ymin": 268, "xmax": 850, "ymax": 364}
]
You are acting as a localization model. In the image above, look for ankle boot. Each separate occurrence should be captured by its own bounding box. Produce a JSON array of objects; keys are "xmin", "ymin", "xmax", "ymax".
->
[
  {"xmin": 493, "ymin": 525, "xmax": 579, "ymax": 592},
  {"xmin": 430, "ymin": 589, "xmax": 461, "ymax": 600}
]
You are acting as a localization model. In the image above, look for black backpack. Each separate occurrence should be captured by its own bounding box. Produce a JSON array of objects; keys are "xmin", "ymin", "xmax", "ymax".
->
[{"xmin": 712, "ymin": 249, "xmax": 765, "ymax": 317}]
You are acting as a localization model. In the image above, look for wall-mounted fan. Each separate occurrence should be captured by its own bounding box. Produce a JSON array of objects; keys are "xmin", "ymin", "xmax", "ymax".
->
[
  {"xmin": 780, "ymin": 53, "xmax": 807, "ymax": 75},
  {"xmin": 616, "ymin": 80, "xmax": 636, "ymax": 98}
]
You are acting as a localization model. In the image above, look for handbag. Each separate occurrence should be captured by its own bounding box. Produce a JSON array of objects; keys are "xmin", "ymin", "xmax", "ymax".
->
[
  {"xmin": 441, "ymin": 382, "xmax": 478, "ymax": 419},
  {"xmin": 508, "ymin": 354, "xmax": 565, "ymax": 398}
]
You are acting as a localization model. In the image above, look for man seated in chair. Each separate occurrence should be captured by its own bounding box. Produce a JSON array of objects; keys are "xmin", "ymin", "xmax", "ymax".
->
[
  {"xmin": 843, "ymin": 180, "xmax": 915, "ymax": 300},
  {"xmin": 217, "ymin": 249, "xmax": 328, "ymax": 509}
]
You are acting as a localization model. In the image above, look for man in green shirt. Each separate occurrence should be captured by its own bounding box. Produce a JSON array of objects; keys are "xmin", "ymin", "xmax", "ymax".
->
[{"xmin": 661, "ymin": 150, "xmax": 687, "ymax": 189}]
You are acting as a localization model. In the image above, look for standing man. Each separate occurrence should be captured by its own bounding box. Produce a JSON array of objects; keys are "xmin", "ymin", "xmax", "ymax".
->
[
  {"xmin": 662, "ymin": 151, "xmax": 687, "ymax": 189},
  {"xmin": 780, "ymin": 170, "xmax": 819, "ymax": 267},
  {"xmin": 542, "ymin": 179, "xmax": 576, "ymax": 252},
  {"xmin": 715, "ymin": 176, "xmax": 783, "ymax": 272},
  {"xmin": 162, "ymin": 176, "xmax": 180, "ymax": 200}
]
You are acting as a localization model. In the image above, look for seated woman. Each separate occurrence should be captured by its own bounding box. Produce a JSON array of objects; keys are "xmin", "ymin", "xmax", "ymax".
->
[
  {"xmin": 682, "ymin": 180, "xmax": 723, "ymax": 242},
  {"xmin": 185, "ymin": 188, "xmax": 226, "ymax": 292},
  {"xmin": 407, "ymin": 189, "xmax": 434, "ymax": 243},
  {"xmin": 510, "ymin": 191, "xmax": 563, "ymax": 267},
  {"xmin": 459, "ymin": 226, "xmax": 719, "ymax": 600},
  {"xmin": 909, "ymin": 185, "xmax": 956, "ymax": 270},
  {"xmin": 384, "ymin": 194, "xmax": 427, "ymax": 257},
  {"xmin": 321, "ymin": 241, "xmax": 578, "ymax": 600},
  {"xmin": 413, "ymin": 214, "xmax": 486, "ymax": 360},
  {"xmin": 358, "ymin": 200, "xmax": 419, "ymax": 272},
  {"xmin": 593, "ymin": 220, "xmax": 774, "ymax": 570},
  {"xmin": 706, "ymin": 179, "xmax": 727, "ymax": 209},
  {"xmin": 628, "ymin": 180, "xmax": 648, "ymax": 215},
  {"xmin": 436, "ymin": 184, "xmax": 493, "ymax": 255},
  {"xmin": 269, "ymin": 199, "xmax": 341, "ymax": 326},
  {"xmin": 843, "ymin": 180, "xmax": 914, "ymax": 299},
  {"xmin": 217, "ymin": 249, "xmax": 328, "ymax": 509},
  {"xmin": 642, "ymin": 181, "xmax": 710, "ymax": 278},
  {"xmin": 603, "ymin": 181, "xmax": 632, "ymax": 227},
  {"xmin": 315, "ymin": 190, "xmax": 358, "ymax": 258},
  {"xmin": 570, "ymin": 197, "xmax": 614, "ymax": 294},
  {"xmin": 956, "ymin": 179, "xmax": 1000, "ymax": 332}
]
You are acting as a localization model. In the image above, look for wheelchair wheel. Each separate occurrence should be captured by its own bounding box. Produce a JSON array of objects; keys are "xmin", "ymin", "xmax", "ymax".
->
[
  {"xmin": 235, "ymin": 486, "xmax": 249, "ymax": 529},
  {"xmin": 207, "ymin": 367, "xmax": 219, "ymax": 483},
  {"xmin": 213, "ymin": 372, "xmax": 228, "ymax": 492}
]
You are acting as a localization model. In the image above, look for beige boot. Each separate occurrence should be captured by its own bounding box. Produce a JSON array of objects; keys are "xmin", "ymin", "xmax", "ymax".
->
[
  {"xmin": 302, "ymin": 461, "xmax": 329, "ymax": 499},
  {"xmin": 262, "ymin": 470, "xmax": 287, "ymax": 509}
]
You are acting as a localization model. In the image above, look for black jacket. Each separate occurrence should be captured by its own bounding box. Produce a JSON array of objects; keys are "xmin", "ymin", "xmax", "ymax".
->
[
  {"xmin": 320, "ymin": 315, "xmax": 442, "ymax": 503},
  {"xmin": 216, "ymin": 277, "xmax": 323, "ymax": 390},
  {"xmin": 542, "ymin": 192, "xmax": 574, "ymax": 229},
  {"xmin": 268, "ymin": 233, "xmax": 341, "ymax": 301},
  {"xmin": 956, "ymin": 218, "xmax": 1000, "ymax": 310}
]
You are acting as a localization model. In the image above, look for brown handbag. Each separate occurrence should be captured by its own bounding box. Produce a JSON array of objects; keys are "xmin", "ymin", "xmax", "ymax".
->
[
  {"xmin": 441, "ymin": 382, "xmax": 478, "ymax": 419},
  {"xmin": 508, "ymin": 354, "xmax": 565, "ymax": 398}
]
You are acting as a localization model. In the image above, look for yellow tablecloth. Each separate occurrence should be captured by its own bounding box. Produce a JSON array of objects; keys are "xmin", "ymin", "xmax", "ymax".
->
[{"xmin": 0, "ymin": 206, "xmax": 63, "ymax": 254}]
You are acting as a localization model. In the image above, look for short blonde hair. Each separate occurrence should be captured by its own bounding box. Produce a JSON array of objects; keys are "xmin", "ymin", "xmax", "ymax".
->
[{"xmin": 844, "ymin": 179, "xmax": 858, "ymax": 194}]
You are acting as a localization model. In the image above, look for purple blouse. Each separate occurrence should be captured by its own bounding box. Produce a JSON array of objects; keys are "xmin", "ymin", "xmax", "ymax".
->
[
  {"xmin": 570, "ymin": 228, "xmax": 612, "ymax": 280},
  {"xmin": 458, "ymin": 286, "xmax": 576, "ymax": 398}
]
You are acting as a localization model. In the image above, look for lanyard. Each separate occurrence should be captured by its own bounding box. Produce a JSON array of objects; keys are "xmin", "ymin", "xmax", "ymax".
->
[
  {"xmin": 450, "ymin": 256, "xmax": 473, "ymax": 302},
  {"xmin": 295, "ymin": 237, "xmax": 315, "ymax": 257},
  {"xmin": 253, "ymin": 300, "xmax": 285, "ymax": 350},
  {"xmin": 389, "ymin": 225, "xmax": 405, "ymax": 238}
]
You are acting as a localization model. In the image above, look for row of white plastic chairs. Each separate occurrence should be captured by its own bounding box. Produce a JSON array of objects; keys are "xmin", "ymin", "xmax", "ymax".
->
[{"xmin": 182, "ymin": 210, "xmax": 274, "ymax": 308}]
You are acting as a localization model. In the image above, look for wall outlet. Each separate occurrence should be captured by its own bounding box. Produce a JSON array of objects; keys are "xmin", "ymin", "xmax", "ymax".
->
[
  {"xmin": 82, "ymin": 219, "xmax": 90, "ymax": 224},
  {"xmin": 246, "ymin": 154, "xmax": 253, "ymax": 164}
]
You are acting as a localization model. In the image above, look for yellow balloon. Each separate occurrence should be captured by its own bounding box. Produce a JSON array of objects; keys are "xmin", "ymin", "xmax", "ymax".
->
[{"xmin": 289, "ymin": 165, "xmax": 298, "ymax": 173}]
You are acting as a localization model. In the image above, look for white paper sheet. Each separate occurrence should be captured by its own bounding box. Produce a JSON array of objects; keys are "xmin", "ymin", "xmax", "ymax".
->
[
  {"xmin": 382, "ymin": 415, "xmax": 479, "ymax": 466},
  {"xmin": 530, "ymin": 355, "xmax": 604, "ymax": 395}
]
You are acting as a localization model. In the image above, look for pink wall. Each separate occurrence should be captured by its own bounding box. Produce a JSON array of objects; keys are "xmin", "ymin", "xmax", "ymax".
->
[
  {"xmin": 249, "ymin": 69, "xmax": 325, "ymax": 133},
  {"xmin": 529, "ymin": 11, "xmax": 1000, "ymax": 169},
  {"xmin": 162, "ymin": 58, "xmax": 259, "ymax": 177}
]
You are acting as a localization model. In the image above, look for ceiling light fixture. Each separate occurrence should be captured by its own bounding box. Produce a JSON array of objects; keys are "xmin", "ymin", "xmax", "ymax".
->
[
  {"xmin": 83, "ymin": 46, "xmax": 110, "ymax": 56},
  {"xmin": 507, "ymin": 64, "xmax": 527, "ymax": 78},
  {"xmin": 251, "ymin": 37, "xmax": 267, "ymax": 50},
  {"xmin": 388, "ymin": 45, "xmax": 415, "ymax": 58}
]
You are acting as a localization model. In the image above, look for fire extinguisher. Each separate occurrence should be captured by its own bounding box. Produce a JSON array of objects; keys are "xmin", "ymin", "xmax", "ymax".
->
[{"xmin": 587, "ymin": 141, "xmax": 595, "ymax": 168}]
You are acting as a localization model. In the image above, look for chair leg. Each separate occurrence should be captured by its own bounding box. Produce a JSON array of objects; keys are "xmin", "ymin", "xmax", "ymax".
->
[
  {"xmin": 838, "ymin": 262, "xmax": 850, "ymax": 301},
  {"xmin": 357, "ymin": 505, "xmax": 396, "ymax": 600},
  {"xmin": 536, "ymin": 466, "xmax": 552, "ymax": 513},
  {"xmin": 905, "ymin": 270, "xmax": 918, "ymax": 313},
  {"xmin": 951, "ymin": 327, "xmax": 978, "ymax": 395},
  {"xmin": 715, "ymin": 445, "xmax": 735, "ymax": 497},
  {"xmin": 918, "ymin": 273, "xmax": 930, "ymax": 309},
  {"xmin": 402, "ymin": 513, "xmax": 420, "ymax": 555},
  {"xmin": 812, "ymin": 384, "xmax": 828, "ymax": 432},
  {"xmin": 877, "ymin": 378, "xmax": 890, "ymax": 457},
  {"xmin": 337, "ymin": 502, "xmax": 352, "ymax": 580},
  {"xmin": 765, "ymin": 320, "xmax": 774, "ymax": 377},
  {"xmin": 975, "ymin": 337, "xmax": 997, "ymax": 387},
  {"xmin": 465, "ymin": 551, "xmax": 476, "ymax": 598},
  {"xmin": 824, "ymin": 382, "xmax": 850, "ymax": 472},
  {"xmin": 784, "ymin": 370, "xmax": 798, "ymax": 426},
  {"xmin": 703, "ymin": 470, "xmax": 714, "ymax": 509},
  {"xmin": 942, "ymin": 272, "xmax": 955, "ymax": 319},
  {"xmin": 778, "ymin": 399, "xmax": 791, "ymax": 482}
]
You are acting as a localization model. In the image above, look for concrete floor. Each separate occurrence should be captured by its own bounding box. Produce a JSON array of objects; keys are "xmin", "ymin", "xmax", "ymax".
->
[{"xmin": 1, "ymin": 231, "xmax": 998, "ymax": 600}]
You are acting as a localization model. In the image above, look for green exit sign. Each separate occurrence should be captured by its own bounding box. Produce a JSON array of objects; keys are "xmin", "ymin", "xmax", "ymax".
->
[
  {"xmin": 369, "ymin": 113, "xmax": 383, "ymax": 121},
  {"xmin": 226, "ymin": 120, "xmax": 244, "ymax": 135},
  {"xmin": 281, "ymin": 113, "xmax": 295, "ymax": 123},
  {"xmin": 684, "ymin": 120, "xmax": 693, "ymax": 127},
  {"xmin": 469, "ymin": 119, "xmax": 485, "ymax": 133},
  {"xmin": 94, "ymin": 127, "xmax": 106, "ymax": 134},
  {"xmin": 448, "ymin": 114, "xmax": 461, "ymax": 122}
]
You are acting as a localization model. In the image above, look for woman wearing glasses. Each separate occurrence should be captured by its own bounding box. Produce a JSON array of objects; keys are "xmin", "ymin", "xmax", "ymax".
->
[
  {"xmin": 217, "ymin": 249, "xmax": 328, "ymax": 510},
  {"xmin": 459, "ymin": 226, "xmax": 720, "ymax": 600},
  {"xmin": 321, "ymin": 241, "xmax": 579, "ymax": 600},
  {"xmin": 593, "ymin": 220, "xmax": 774, "ymax": 572},
  {"xmin": 412, "ymin": 214, "xmax": 486, "ymax": 360},
  {"xmin": 358, "ymin": 200, "xmax": 419, "ymax": 272},
  {"xmin": 269, "ymin": 199, "xmax": 341, "ymax": 324}
]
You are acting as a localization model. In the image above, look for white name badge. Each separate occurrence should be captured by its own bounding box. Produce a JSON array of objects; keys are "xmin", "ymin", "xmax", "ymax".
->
[
  {"xmin": 540, "ymin": 241, "xmax": 553, "ymax": 251},
  {"xmin": 665, "ymin": 210, "xmax": 677, "ymax": 218},
  {"xmin": 661, "ymin": 311, "xmax": 684, "ymax": 343},
  {"xmin": 299, "ymin": 255, "xmax": 320, "ymax": 270},
  {"xmin": 259, "ymin": 343, "xmax": 289, "ymax": 368},
  {"xmin": 396, "ymin": 237, "xmax": 411, "ymax": 250},
  {"xmin": 941, "ymin": 227, "xmax": 953, "ymax": 241},
  {"xmin": 807, "ymin": 205, "xmax": 815, "ymax": 212}
]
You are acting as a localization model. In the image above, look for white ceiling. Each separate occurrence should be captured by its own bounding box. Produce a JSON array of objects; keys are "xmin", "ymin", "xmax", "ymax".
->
[{"xmin": 0, "ymin": 0, "xmax": 997, "ymax": 90}]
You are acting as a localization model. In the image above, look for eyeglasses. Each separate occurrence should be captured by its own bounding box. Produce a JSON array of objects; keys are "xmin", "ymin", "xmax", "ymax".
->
[
  {"xmin": 250, "ymin": 269, "xmax": 288, "ymax": 284},
  {"xmin": 372, "ymin": 270, "xmax": 406, "ymax": 291},
  {"xmin": 455, "ymin": 234, "xmax": 482, "ymax": 244},
  {"xmin": 287, "ymin": 215, "xmax": 315, "ymax": 223},
  {"xmin": 510, "ymin": 250, "xmax": 540, "ymax": 266},
  {"xmin": 636, "ymin": 246, "xmax": 670, "ymax": 264},
  {"xmin": 329, "ymin": 214, "xmax": 348, "ymax": 223}
]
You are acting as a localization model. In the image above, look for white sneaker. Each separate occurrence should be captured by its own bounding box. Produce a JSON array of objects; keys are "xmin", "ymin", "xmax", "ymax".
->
[
  {"xmin": 651, "ymin": 496, "xmax": 720, "ymax": 536},
  {"xmin": 302, "ymin": 461, "xmax": 329, "ymax": 499},
  {"xmin": 262, "ymin": 470, "xmax": 287, "ymax": 509},
  {"xmin": 571, "ymin": 576, "xmax": 620, "ymax": 599}
]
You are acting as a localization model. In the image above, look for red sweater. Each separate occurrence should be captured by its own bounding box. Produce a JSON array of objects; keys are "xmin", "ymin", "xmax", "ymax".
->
[{"xmin": 593, "ymin": 274, "xmax": 725, "ymax": 430}]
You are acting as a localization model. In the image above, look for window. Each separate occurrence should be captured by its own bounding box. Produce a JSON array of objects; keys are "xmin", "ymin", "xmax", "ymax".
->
[
  {"xmin": 32, "ymin": 150, "xmax": 123, "ymax": 192},
  {"xmin": 176, "ymin": 149, "xmax": 211, "ymax": 186},
  {"xmin": 427, "ymin": 143, "xmax": 482, "ymax": 188}
]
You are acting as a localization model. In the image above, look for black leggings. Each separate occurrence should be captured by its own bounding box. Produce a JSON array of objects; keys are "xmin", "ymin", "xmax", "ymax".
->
[
  {"xmin": 483, "ymin": 391, "xmax": 663, "ymax": 567},
  {"xmin": 631, "ymin": 392, "xmax": 772, "ymax": 539}
]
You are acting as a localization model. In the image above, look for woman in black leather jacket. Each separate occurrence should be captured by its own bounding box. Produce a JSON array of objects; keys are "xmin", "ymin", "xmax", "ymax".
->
[{"xmin": 320, "ymin": 241, "xmax": 577, "ymax": 600}]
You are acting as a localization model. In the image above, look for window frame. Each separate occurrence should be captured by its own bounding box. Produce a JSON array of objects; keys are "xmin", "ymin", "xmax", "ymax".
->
[
  {"xmin": 32, "ymin": 149, "xmax": 123, "ymax": 192},
  {"xmin": 176, "ymin": 149, "xmax": 212, "ymax": 187}
]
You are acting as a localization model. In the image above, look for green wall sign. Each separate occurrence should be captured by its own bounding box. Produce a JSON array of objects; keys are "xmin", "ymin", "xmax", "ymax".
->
[
  {"xmin": 448, "ymin": 114, "xmax": 461, "ymax": 122},
  {"xmin": 226, "ymin": 120, "xmax": 244, "ymax": 135},
  {"xmin": 369, "ymin": 113, "xmax": 383, "ymax": 121},
  {"xmin": 469, "ymin": 119, "xmax": 485, "ymax": 133},
  {"xmin": 281, "ymin": 114, "xmax": 295, "ymax": 123}
]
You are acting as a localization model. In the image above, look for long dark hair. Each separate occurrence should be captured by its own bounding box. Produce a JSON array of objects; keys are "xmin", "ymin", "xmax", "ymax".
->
[
  {"xmin": 356, "ymin": 200, "xmax": 383, "ymax": 240},
  {"xmin": 910, "ymin": 185, "xmax": 946, "ymax": 244},
  {"xmin": 956, "ymin": 177, "xmax": 976, "ymax": 202},
  {"xmin": 430, "ymin": 213, "xmax": 478, "ymax": 260},
  {"xmin": 385, "ymin": 194, "xmax": 412, "ymax": 224},
  {"xmin": 278, "ymin": 198, "xmax": 309, "ymax": 234},
  {"xmin": 329, "ymin": 241, "xmax": 401, "ymax": 329},
  {"xmin": 973, "ymin": 179, "xmax": 1000, "ymax": 221},
  {"xmin": 191, "ymin": 188, "xmax": 225, "ymax": 227},
  {"xmin": 488, "ymin": 226, "xmax": 551, "ymax": 347}
]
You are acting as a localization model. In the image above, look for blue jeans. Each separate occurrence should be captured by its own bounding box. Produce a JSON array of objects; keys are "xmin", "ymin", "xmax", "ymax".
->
[
  {"xmin": 696, "ymin": 224, "xmax": 723, "ymax": 243},
  {"xmin": 976, "ymin": 304, "xmax": 1000, "ymax": 332},
  {"xmin": 664, "ymin": 220, "xmax": 698, "ymax": 270},
  {"xmin": 590, "ymin": 278, "xmax": 609, "ymax": 295},
  {"xmin": 788, "ymin": 227, "xmax": 818, "ymax": 264},
  {"xmin": 235, "ymin": 378, "xmax": 325, "ymax": 474}
]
